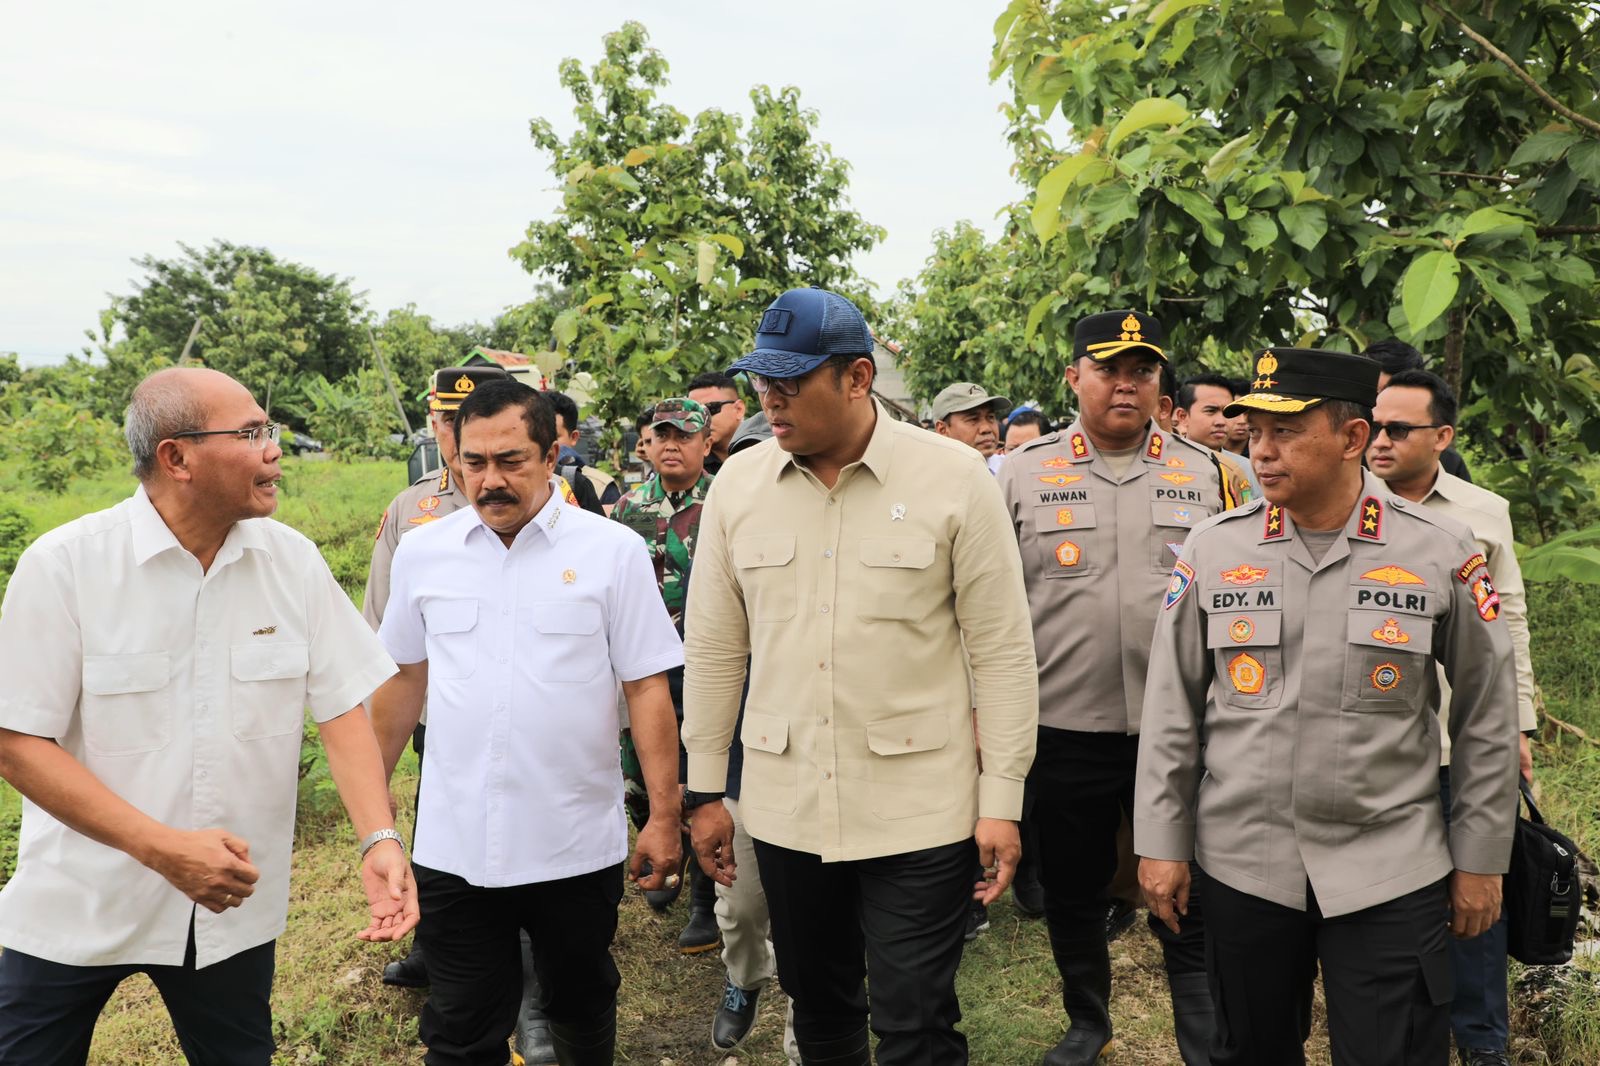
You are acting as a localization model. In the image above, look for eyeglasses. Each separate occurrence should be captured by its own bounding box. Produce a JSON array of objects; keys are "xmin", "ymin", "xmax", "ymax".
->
[
  {"xmin": 701, "ymin": 400, "xmax": 733, "ymax": 415},
  {"xmin": 747, "ymin": 374, "xmax": 802, "ymax": 398},
  {"xmin": 1370, "ymin": 421, "xmax": 1444, "ymax": 442},
  {"xmin": 171, "ymin": 423, "xmax": 282, "ymax": 449}
]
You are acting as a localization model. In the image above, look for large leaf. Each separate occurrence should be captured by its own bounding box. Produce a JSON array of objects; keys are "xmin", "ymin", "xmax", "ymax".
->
[
  {"xmin": 1507, "ymin": 129, "xmax": 1582, "ymax": 169},
  {"xmin": 1455, "ymin": 207, "xmax": 1529, "ymax": 243},
  {"xmin": 1145, "ymin": 0, "xmax": 1210, "ymax": 43},
  {"xmin": 1165, "ymin": 187, "xmax": 1227, "ymax": 246},
  {"xmin": 1023, "ymin": 291, "xmax": 1056, "ymax": 345},
  {"xmin": 1278, "ymin": 204, "xmax": 1328, "ymax": 250},
  {"xmin": 705, "ymin": 233, "xmax": 745, "ymax": 258},
  {"xmin": 1517, "ymin": 525, "xmax": 1600, "ymax": 585},
  {"xmin": 1399, "ymin": 250, "xmax": 1461, "ymax": 335},
  {"xmin": 695, "ymin": 241, "xmax": 718, "ymax": 287},
  {"xmin": 1568, "ymin": 140, "xmax": 1600, "ymax": 185},
  {"xmin": 1032, "ymin": 152, "xmax": 1097, "ymax": 243},
  {"xmin": 1463, "ymin": 260, "xmax": 1532, "ymax": 337},
  {"xmin": 1205, "ymin": 133, "xmax": 1254, "ymax": 183},
  {"xmin": 1106, "ymin": 97, "xmax": 1189, "ymax": 152},
  {"xmin": 622, "ymin": 146, "xmax": 654, "ymax": 167},
  {"xmin": 1240, "ymin": 213, "xmax": 1278, "ymax": 251}
]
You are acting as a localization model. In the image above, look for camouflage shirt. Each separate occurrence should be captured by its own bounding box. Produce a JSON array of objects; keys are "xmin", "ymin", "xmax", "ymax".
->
[{"xmin": 610, "ymin": 473, "xmax": 713, "ymax": 630}]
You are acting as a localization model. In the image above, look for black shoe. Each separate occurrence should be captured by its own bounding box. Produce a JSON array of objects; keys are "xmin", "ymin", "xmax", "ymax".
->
[
  {"xmin": 1459, "ymin": 1051, "xmax": 1511, "ymax": 1066},
  {"xmin": 1104, "ymin": 898, "xmax": 1138, "ymax": 942},
  {"xmin": 965, "ymin": 902, "xmax": 991, "ymax": 942},
  {"xmin": 711, "ymin": 979, "xmax": 761, "ymax": 1050},
  {"xmin": 515, "ymin": 933, "xmax": 557, "ymax": 1064},
  {"xmin": 1042, "ymin": 922, "xmax": 1113, "ymax": 1066},
  {"xmin": 678, "ymin": 905, "xmax": 721, "ymax": 954},
  {"xmin": 381, "ymin": 944, "xmax": 428, "ymax": 988}
]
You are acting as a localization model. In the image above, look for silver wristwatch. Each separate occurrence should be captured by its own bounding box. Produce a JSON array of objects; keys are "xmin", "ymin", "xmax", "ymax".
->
[{"xmin": 359, "ymin": 827, "xmax": 406, "ymax": 858}]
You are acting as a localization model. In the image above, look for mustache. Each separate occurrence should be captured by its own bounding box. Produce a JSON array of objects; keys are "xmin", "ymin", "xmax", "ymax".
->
[{"xmin": 477, "ymin": 490, "xmax": 518, "ymax": 506}]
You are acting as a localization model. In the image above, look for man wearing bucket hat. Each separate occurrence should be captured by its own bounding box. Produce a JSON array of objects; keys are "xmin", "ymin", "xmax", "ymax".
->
[
  {"xmin": 681, "ymin": 287, "xmax": 1039, "ymax": 1066},
  {"xmin": 996, "ymin": 310, "xmax": 1237, "ymax": 1065},
  {"xmin": 931, "ymin": 383, "xmax": 1010, "ymax": 463},
  {"xmin": 1136, "ymin": 347, "xmax": 1519, "ymax": 1065}
]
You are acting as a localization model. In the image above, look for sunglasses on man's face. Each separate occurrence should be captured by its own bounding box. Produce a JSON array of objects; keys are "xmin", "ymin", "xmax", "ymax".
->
[
  {"xmin": 1370, "ymin": 421, "xmax": 1444, "ymax": 442},
  {"xmin": 701, "ymin": 400, "xmax": 733, "ymax": 415}
]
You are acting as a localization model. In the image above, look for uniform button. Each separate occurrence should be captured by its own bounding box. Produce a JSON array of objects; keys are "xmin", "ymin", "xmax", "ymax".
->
[
  {"xmin": 502, "ymin": 608, "xmax": 511, "ymax": 617},
  {"xmin": 818, "ymin": 662, "xmax": 827, "ymax": 670},
  {"xmin": 891, "ymin": 553, "xmax": 901, "ymax": 561},
  {"xmin": 499, "ymin": 656, "xmax": 508, "ymax": 665},
  {"xmin": 198, "ymin": 704, "xmax": 208, "ymax": 713},
  {"xmin": 757, "ymin": 553, "xmax": 765, "ymax": 562},
  {"xmin": 819, "ymin": 716, "xmax": 829, "ymax": 725},
  {"xmin": 823, "ymin": 549, "xmax": 833, "ymax": 559},
  {"xmin": 828, "ymin": 499, "xmax": 836, "ymax": 506},
  {"xmin": 759, "ymin": 735, "xmax": 768, "ymax": 744},
  {"xmin": 905, "ymin": 737, "xmax": 914, "ymax": 746},
  {"xmin": 822, "ymin": 771, "xmax": 832, "ymax": 780},
  {"xmin": 820, "ymin": 604, "xmax": 830, "ymax": 614},
  {"xmin": 197, "ymin": 770, "xmax": 208, "ymax": 780}
]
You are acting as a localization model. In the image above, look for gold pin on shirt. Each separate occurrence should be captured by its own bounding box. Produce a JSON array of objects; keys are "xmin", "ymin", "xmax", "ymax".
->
[{"xmin": 563, "ymin": 569, "xmax": 576, "ymax": 584}]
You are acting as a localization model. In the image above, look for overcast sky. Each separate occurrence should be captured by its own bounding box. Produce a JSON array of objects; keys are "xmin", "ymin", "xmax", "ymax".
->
[{"xmin": 1, "ymin": 1, "xmax": 1028, "ymax": 364}]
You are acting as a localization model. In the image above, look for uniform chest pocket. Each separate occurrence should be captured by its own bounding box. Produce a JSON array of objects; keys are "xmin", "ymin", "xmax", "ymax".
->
[
  {"xmin": 1033, "ymin": 506, "xmax": 1099, "ymax": 580},
  {"xmin": 732, "ymin": 536, "xmax": 797, "ymax": 622},
  {"xmin": 1206, "ymin": 611, "xmax": 1284, "ymax": 709},
  {"xmin": 529, "ymin": 602, "xmax": 607, "ymax": 685},
  {"xmin": 1345, "ymin": 611, "xmax": 1435, "ymax": 710},
  {"xmin": 1149, "ymin": 500, "xmax": 1205, "ymax": 572},
  {"xmin": 81, "ymin": 652, "xmax": 172, "ymax": 756},
  {"xmin": 423, "ymin": 598, "xmax": 480, "ymax": 680},
  {"xmin": 857, "ymin": 537, "xmax": 940, "ymax": 622},
  {"xmin": 230, "ymin": 642, "xmax": 310, "ymax": 741}
]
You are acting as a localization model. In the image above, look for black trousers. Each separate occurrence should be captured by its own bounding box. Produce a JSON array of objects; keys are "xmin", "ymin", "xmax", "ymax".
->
[
  {"xmin": 754, "ymin": 836, "xmax": 975, "ymax": 1066},
  {"xmin": 414, "ymin": 862, "xmax": 623, "ymax": 1066},
  {"xmin": 1028, "ymin": 727, "xmax": 1205, "ymax": 972},
  {"xmin": 1204, "ymin": 872, "xmax": 1453, "ymax": 1066},
  {"xmin": 0, "ymin": 922, "xmax": 274, "ymax": 1066}
]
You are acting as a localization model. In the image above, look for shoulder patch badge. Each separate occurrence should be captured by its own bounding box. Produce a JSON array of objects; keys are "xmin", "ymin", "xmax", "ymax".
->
[
  {"xmin": 1360, "ymin": 565, "xmax": 1426, "ymax": 587},
  {"xmin": 1163, "ymin": 559, "xmax": 1196, "ymax": 611},
  {"xmin": 1221, "ymin": 564, "xmax": 1269, "ymax": 586},
  {"xmin": 1456, "ymin": 553, "xmax": 1489, "ymax": 583},
  {"xmin": 1470, "ymin": 571, "xmax": 1500, "ymax": 621},
  {"xmin": 1071, "ymin": 432, "xmax": 1089, "ymax": 459},
  {"xmin": 1357, "ymin": 496, "xmax": 1383, "ymax": 540},
  {"xmin": 1264, "ymin": 505, "xmax": 1285, "ymax": 539},
  {"xmin": 1228, "ymin": 652, "xmax": 1265, "ymax": 694}
]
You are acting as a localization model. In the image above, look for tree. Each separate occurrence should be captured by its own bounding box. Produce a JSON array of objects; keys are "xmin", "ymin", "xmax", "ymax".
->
[
  {"xmin": 510, "ymin": 22, "xmax": 884, "ymax": 425},
  {"xmin": 902, "ymin": 0, "xmax": 1600, "ymax": 528},
  {"xmin": 106, "ymin": 240, "xmax": 370, "ymax": 389}
]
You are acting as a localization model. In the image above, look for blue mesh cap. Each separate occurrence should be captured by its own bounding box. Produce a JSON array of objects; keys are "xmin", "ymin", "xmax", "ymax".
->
[{"xmin": 727, "ymin": 287, "xmax": 875, "ymax": 379}]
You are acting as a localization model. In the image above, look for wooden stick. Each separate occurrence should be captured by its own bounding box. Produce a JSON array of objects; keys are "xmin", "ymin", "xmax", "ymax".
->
[{"xmin": 1544, "ymin": 713, "xmax": 1600, "ymax": 748}]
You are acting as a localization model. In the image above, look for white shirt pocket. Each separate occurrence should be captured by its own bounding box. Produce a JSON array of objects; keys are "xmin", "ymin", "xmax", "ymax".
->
[
  {"xmin": 530, "ymin": 602, "xmax": 607, "ymax": 684},
  {"xmin": 423, "ymin": 599, "xmax": 480, "ymax": 680},
  {"xmin": 230, "ymin": 642, "xmax": 310, "ymax": 740},
  {"xmin": 80, "ymin": 652, "xmax": 172, "ymax": 755}
]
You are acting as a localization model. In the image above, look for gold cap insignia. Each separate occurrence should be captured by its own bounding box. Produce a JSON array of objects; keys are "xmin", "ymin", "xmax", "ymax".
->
[
  {"xmin": 455, "ymin": 374, "xmax": 475, "ymax": 393},
  {"xmin": 1252, "ymin": 351, "xmax": 1279, "ymax": 390},
  {"xmin": 1119, "ymin": 313, "xmax": 1143, "ymax": 341}
]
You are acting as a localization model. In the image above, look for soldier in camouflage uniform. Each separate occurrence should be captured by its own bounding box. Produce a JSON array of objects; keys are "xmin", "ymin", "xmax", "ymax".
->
[{"xmin": 609, "ymin": 398, "xmax": 719, "ymax": 954}]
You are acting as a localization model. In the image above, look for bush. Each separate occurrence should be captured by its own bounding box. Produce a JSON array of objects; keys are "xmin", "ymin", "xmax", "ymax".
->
[
  {"xmin": 279, "ymin": 371, "xmax": 406, "ymax": 462},
  {"xmin": 0, "ymin": 499, "xmax": 31, "ymax": 601},
  {"xmin": 0, "ymin": 400, "xmax": 126, "ymax": 493}
]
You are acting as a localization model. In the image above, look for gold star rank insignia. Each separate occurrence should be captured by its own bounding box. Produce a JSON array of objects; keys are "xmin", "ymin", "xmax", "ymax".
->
[
  {"xmin": 1264, "ymin": 505, "xmax": 1284, "ymax": 539},
  {"xmin": 1358, "ymin": 496, "xmax": 1383, "ymax": 539}
]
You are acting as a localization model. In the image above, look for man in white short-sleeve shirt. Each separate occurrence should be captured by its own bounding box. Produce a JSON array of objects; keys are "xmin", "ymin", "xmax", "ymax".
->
[
  {"xmin": 0, "ymin": 368, "xmax": 411, "ymax": 1065},
  {"xmin": 371, "ymin": 380, "xmax": 684, "ymax": 1066}
]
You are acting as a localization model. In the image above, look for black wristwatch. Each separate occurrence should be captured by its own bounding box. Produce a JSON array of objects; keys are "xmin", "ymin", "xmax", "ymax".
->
[{"xmin": 682, "ymin": 790, "xmax": 726, "ymax": 812}]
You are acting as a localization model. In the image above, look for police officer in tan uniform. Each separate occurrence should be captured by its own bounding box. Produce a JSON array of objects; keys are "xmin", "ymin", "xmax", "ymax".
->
[
  {"xmin": 1136, "ymin": 348, "xmax": 1518, "ymax": 1066},
  {"xmin": 997, "ymin": 311, "xmax": 1236, "ymax": 1066}
]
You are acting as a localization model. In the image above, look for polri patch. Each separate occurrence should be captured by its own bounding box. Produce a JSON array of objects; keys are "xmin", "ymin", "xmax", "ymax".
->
[
  {"xmin": 1163, "ymin": 559, "xmax": 1195, "ymax": 610},
  {"xmin": 1370, "ymin": 662, "xmax": 1402, "ymax": 692},
  {"xmin": 1228, "ymin": 652, "xmax": 1265, "ymax": 694}
]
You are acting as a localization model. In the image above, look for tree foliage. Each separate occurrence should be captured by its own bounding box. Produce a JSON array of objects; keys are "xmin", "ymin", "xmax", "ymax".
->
[
  {"xmin": 896, "ymin": 0, "xmax": 1600, "ymax": 527},
  {"xmin": 278, "ymin": 370, "xmax": 405, "ymax": 462},
  {"xmin": 0, "ymin": 399, "xmax": 125, "ymax": 493},
  {"xmin": 510, "ymin": 22, "xmax": 884, "ymax": 424},
  {"xmin": 106, "ymin": 240, "xmax": 369, "ymax": 399}
]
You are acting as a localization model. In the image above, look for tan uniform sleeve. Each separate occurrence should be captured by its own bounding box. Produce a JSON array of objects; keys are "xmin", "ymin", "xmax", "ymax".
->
[
  {"xmin": 1438, "ymin": 537, "xmax": 1520, "ymax": 874},
  {"xmin": 360, "ymin": 492, "xmax": 406, "ymax": 631},
  {"xmin": 952, "ymin": 462, "xmax": 1039, "ymax": 820},
  {"xmin": 1479, "ymin": 506, "xmax": 1538, "ymax": 733},
  {"xmin": 681, "ymin": 475, "xmax": 753, "ymax": 793},
  {"xmin": 1134, "ymin": 551, "xmax": 1214, "ymax": 861}
]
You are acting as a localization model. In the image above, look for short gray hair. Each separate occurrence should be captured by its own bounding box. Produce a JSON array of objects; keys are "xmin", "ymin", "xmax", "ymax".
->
[{"xmin": 125, "ymin": 371, "xmax": 207, "ymax": 480}]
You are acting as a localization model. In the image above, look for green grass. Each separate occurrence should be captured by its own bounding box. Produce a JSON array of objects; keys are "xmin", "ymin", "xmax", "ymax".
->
[{"xmin": 0, "ymin": 458, "xmax": 1597, "ymax": 1063}]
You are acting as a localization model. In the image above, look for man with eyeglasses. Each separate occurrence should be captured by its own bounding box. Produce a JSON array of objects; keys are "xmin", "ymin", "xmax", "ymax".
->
[
  {"xmin": 681, "ymin": 287, "xmax": 1039, "ymax": 1066},
  {"xmin": 687, "ymin": 372, "xmax": 747, "ymax": 475},
  {"xmin": 0, "ymin": 367, "xmax": 412, "ymax": 1063},
  {"xmin": 1369, "ymin": 369, "xmax": 1537, "ymax": 1066}
]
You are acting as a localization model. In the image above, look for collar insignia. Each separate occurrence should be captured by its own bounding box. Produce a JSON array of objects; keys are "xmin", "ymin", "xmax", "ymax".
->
[
  {"xmin": 1264, "ymin": 505, "xmax": 1285, "ymax": 539},
  {"xmin": 1147, "ymin": 433, "xmax": 1164, "ymax": 460},
  {"xmin": 1070, "ymin": 432, "xmax": 1089, "ymax": 459},
  {"xmin": 1357, "ymin": 496, "xmax": 1382, "ymax": 539}
]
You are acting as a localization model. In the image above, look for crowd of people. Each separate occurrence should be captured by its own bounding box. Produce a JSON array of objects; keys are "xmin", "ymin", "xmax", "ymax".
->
[{"xmin": 0, "ymin": 284, "xmax": 1536, "ymax": 1066}]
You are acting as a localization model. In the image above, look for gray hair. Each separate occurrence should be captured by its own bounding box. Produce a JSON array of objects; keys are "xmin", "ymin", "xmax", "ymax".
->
[{"xmin": 125, "ymin": 370, "xmax": 208, "ymax": 480}]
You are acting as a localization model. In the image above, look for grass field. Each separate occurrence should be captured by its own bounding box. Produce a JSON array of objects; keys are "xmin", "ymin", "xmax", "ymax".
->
[{"xmin": 0, "ymin": 456, "xmax": 1596, "ymax": 1064}]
